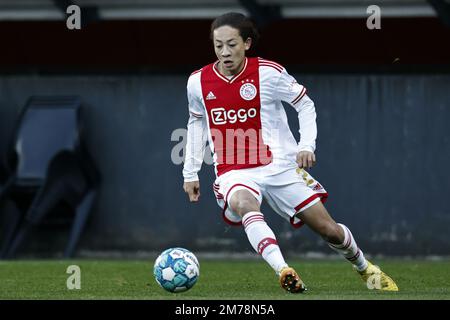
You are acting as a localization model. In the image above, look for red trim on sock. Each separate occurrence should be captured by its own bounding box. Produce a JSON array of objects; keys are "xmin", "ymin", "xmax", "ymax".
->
[
  {"xmin": 347, "ymin": 249, "xmax": 361, "ymax": 262},
  {"xmin": 257, "ymin": 237, "xmax": 278, "ymax": 255},
  {"xmin": 243, "ymin": 214, "xmax": 265, "ymax": 228},
  {"xmin": 342, "ymin": 226, "xmax": 353, "ymax": 249}
]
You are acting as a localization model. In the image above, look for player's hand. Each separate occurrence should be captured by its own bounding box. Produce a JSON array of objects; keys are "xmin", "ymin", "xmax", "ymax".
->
[
  {"xmin": 296, "ymin": 151, "xmax": 316, "ymax": 169},
  {"xmin": 183, "ymin": 181, "xmax": 201, "ymax": 202}
]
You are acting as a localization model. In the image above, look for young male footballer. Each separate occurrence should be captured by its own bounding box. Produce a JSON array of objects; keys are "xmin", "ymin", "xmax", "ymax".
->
[{"xmin": 182, "ymin": 12, "xmax": 398, "ymax": 293}]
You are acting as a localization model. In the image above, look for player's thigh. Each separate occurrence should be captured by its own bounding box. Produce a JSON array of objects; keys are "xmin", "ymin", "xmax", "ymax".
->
[
  {"xmin": 213, "ymin": 171, "xmax": 263, "ymax": 223},
  {"xmin": 297, "ymin": 202, "xmax": 344, "ymax": 243},
  {"xmin": 264, "ymin": 167, "xmax": 328, "ymax": 226},
  {"xmin": 297, "ymin": 201, "xmax": 336, "ymax": 232}
]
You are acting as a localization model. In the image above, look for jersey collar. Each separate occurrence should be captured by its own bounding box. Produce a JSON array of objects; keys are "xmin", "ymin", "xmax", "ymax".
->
[{"xmin": 213, "ymin": 58, "xmax": 248, "ymax": 84}]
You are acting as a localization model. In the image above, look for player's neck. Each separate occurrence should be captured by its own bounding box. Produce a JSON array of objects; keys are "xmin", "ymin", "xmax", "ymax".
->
[{"xmin": 218, "ymin": 58, "xmax": 246, "ymax": 77}]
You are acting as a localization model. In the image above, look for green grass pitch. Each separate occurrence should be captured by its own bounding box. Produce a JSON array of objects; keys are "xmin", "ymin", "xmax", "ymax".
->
[{"xmin": 0, "ymin": 259, "xmax": 449, "ymax": 299}]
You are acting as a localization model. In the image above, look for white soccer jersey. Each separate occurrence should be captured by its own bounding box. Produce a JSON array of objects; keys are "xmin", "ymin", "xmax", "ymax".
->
[{"xmin": 183, "ymin": 57, "xmax": 317, "ymax": 182}]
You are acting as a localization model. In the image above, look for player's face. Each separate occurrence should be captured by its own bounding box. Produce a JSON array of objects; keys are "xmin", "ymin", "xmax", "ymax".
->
[{"xmin": 213, "ymin": 25, "xmax": 251, "ymax": 76}]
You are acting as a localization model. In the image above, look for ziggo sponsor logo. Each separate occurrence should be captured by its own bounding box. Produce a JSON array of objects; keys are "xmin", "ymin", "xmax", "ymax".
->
[{"xmin": 210, "ymin": 107, "xmax": 257, "ymax": 125}]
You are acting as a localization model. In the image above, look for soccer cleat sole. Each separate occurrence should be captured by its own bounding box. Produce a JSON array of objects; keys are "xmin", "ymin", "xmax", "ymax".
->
[{"xmin": 279, "ymin": 267, "xmax": 307, "ymax": 293}]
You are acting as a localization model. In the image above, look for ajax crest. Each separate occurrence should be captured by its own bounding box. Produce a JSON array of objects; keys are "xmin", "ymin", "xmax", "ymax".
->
[{"xmin": 240, "ymin": 83, "xmax": 257, "ymax": 100}]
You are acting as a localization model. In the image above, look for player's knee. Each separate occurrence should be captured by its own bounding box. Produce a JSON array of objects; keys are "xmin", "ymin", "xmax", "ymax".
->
[
  {"xmin": 229, "ymin": 190, "xmax": 260, "ymax": 217},
  {"xmin": 230, "ymin": 198, "xmax": 259, "ymax": 217}
]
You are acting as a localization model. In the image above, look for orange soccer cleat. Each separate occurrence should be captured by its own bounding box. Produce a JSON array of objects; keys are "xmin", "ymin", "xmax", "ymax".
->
[{"xmin": 279, "ymin": 267, "xmax": 307, "ymax": 293}]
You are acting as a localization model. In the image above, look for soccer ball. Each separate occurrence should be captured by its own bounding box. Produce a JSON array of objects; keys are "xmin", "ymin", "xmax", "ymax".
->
[{"xmin": 153, "ymin": 247, "xmax": 200, "ymax": 293}]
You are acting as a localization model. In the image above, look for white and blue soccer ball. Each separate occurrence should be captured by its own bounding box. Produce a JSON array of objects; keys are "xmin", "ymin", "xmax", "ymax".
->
[{"xmin": 153, "ymin": 247, "xmax": 200, "ymax": 293}]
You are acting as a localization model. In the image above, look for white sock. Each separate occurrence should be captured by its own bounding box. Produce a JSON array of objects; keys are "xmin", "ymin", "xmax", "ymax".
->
[
  {"xmin": 242, "ymin": 211, "xmax": 288, "ymax": 274},
  {"xmin": 328, "ymin": 223, "xmax": 368, "ymax": 272}
]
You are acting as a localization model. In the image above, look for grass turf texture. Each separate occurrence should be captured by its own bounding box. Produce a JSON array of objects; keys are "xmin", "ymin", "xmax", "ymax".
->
[{"xmin": 0, "ymin": 259, "xmax": 449, "ymax": 299}]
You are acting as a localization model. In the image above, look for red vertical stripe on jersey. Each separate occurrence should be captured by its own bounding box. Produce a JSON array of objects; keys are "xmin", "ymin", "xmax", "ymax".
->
[{"xmin": 201, "ymin": 57, "xmax": 272, "ymax": 176}]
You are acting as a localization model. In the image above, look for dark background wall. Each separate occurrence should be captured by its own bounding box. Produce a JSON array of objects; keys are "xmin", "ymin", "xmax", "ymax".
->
[
  {"xmin": 0, "ymin": 73, "xmax": 449, "ymax": 256},
  {"xmin": 0, "ymin": 18, "xmax": 449, "ymax": 256}
]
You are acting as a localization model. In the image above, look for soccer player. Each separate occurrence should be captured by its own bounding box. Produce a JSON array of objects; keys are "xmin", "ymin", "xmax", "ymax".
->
[{"xmin": 182, "ymin": 12, "xmax": 398, "ymax": 293}]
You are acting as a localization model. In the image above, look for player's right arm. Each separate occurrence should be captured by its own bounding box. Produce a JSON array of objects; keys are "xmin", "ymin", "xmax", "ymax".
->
[
  {"xmin": 183, "ymin": 180, "xmax": 201, "ymax": 202},
  {"xmin": 182, "ymin": 71, "xmax": 207, "ymax": 202}
]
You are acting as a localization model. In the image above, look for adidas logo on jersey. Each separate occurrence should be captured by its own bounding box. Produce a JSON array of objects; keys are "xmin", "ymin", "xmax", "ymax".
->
[{"xmin": 206, "ymin": 91, "xmax": 216, "ymax": 100}]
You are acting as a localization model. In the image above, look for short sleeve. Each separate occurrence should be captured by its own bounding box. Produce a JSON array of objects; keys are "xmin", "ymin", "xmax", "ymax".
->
[{"xmin": 275, "ymin": 69, "xmax": 307, "ymax": 111}]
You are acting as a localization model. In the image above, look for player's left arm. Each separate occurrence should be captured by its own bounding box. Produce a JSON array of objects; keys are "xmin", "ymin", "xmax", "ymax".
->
[
  {"xmin": 294, "ymin": 94, "xmax": 317, "ymax": 169},
  {"xmin": 275, "ymin": 68, "xmax": 317, "ymax": 169}
]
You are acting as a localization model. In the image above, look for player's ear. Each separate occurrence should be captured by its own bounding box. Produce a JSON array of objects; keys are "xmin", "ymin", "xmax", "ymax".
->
[{"xmin": 244, "ymin": 37, "xmax": 252, "ymax": 51}]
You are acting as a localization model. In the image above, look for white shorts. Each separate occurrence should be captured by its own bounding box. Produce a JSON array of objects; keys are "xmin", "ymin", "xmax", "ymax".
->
[{"xmin": 212, "ymin": 162, "xmax": 328, "ymax": 229}]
